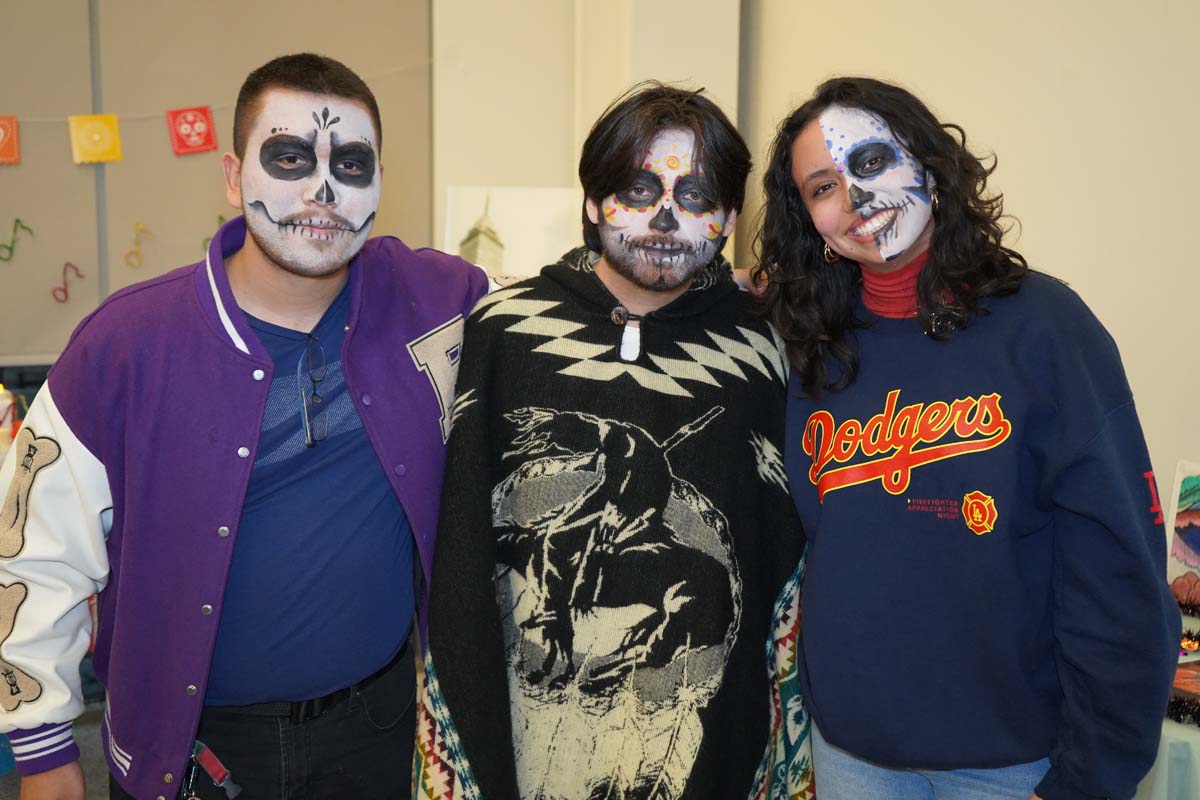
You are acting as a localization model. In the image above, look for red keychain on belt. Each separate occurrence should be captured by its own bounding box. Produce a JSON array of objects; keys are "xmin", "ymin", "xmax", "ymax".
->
[{"xmin": 189, "ymin": 740, "xmax": 242, "ymax": 799}]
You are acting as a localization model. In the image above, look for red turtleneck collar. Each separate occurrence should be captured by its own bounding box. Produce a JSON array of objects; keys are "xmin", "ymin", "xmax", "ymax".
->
[{"xmin": 860, "ymin": 250, "xmax": 929, "ymax": 318}]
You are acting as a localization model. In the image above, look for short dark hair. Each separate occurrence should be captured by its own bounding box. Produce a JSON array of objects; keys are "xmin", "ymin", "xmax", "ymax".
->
[
  {"xmin": 754, "ymin": 76, "xmax": 1028, "ymax": 397},
  {"xmin": 578, "ymin": 82, "xmax": 751, "ymax": 252},
  {"xmin": 233, "ymin": 53, "xmax": 382, "ymax": 159}
]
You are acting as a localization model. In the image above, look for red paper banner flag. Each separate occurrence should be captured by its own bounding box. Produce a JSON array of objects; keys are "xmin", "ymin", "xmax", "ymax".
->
[{"xmin": 166, "ymin": 106, "xmax": 218, "ymax": 156}]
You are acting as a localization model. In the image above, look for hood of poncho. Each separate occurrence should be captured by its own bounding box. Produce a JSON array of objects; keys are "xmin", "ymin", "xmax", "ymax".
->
[{"xmin": 540, "ymin": 246, "xmax": 739, "ymax": 321}]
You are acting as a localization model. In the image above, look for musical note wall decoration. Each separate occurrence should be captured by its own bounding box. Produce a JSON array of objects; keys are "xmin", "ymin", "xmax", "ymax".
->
[
  {"xmin": 0, "ymin": 219, "xmax": 34, "ymax": 262},
  {"xmin": 51, "ymin": 262, "xmax": 84, "ymax": 303},
  {"xmin": 123, "ymin": 223, "xmax": 154, "ymax": 267}
]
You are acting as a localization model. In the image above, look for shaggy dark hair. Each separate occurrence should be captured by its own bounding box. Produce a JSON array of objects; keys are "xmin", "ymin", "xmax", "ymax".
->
[
  {"xmin": 233, "ymin": 53, "xmax": 382, "ymax": 159},
  {"xmin": 753, "ymin": 77, "xmax": 1028, "ymax": 397},
  {"xmin": 579, "ymin": 82, "xmax": 751, "ymax": 253}
]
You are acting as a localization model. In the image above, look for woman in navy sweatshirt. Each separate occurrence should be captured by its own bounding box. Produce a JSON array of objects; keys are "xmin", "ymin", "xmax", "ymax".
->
[{"xmin": 754, "ymin": 76, "xmax": 1179, "ymax": 800}]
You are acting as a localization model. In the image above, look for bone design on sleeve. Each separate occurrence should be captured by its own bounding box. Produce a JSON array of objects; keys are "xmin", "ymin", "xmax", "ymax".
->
[
  {"xmin": 0, "ymin": 583, "xmax": 43, "ymax": 711},
  {"xmin": 0, "ymin": 427, "xmax": 62, "ymax": 559}
]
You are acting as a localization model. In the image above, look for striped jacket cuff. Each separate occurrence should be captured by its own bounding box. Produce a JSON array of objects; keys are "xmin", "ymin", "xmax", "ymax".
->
[{"xmin": 9, "ymin": 722, "xmax": 80, "ymax": 776}]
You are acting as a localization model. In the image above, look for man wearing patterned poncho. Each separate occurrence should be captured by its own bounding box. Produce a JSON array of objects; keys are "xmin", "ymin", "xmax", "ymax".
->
[{"xmin": 414, "ymin": 83, "xmax": 814, "ymax": 800}]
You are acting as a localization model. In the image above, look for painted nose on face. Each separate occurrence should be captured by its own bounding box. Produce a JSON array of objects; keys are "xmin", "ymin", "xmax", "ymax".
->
[
  {"xmin": 848, "ymin": 183, "xmax": 874, "ymax": 210},
  {"xmin": 314, "ymin": 179, "xmax": 336, "ymax": 205},
  {"xmin": 649, "ymin": 205, "xmax": 679, "ymax": 233}
]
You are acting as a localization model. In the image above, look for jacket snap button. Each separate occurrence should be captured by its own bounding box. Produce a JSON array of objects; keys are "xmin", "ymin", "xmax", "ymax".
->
[
  {"xmin": 163, "ymin": 773, "xmax": 174, "ymax": 783},
  {"xmin": 610, "ymin": 306, "xmax": 629, "ymax": 325},
  {"xmin": 252, "ymin": 369, "xmax": 265, "ymax": 381},
  {"xmin": 201, "ymin": 604, "xmax": 213, "ymax": 615},
  {"xmin": 394, "ymin": 464, "xmax": 407, "ymax": 477},
  {"xmin": 362, "ymin": 393, "xmax": 373, "ymax": 406},
  {"xmin": 185, "ymin": 685, "xmax": 197, "ymax": 696},
  {"xmin": 237, "ymin": 446, "xmax": 250, "ymax": 458},
  {"xmin": 217, "ymin": 526, "xmax": 230, "ymax": 537}
]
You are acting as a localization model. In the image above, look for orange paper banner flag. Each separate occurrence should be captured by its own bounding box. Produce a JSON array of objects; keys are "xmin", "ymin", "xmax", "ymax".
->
[
  {"xmin": 0, "ymin": 117, "xmax": 18, "ymax": 165},
  {"xmin": 68, "ymin": 114, "xmax": 123, "ymax": 164}
]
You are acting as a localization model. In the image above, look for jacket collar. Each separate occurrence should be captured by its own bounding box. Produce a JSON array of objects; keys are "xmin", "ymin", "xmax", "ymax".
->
[{"xmin": 194, "ymin": 216, "xmax": 367, "ymax": 358}]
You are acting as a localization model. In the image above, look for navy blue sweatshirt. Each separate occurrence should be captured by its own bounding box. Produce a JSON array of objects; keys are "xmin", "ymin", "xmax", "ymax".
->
[{"xmin": 784, "ymin": 273, "xmax": 1179, "ymax": 800}]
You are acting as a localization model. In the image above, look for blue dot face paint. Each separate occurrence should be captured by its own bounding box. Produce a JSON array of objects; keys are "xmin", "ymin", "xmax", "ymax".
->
[
  {"xmin": 817, "ymin": 105, "xmax": 933, "ymax": 262},
  {"xmin": 241, "ymin": 89, "xmax": 381, "ymax": 277}
]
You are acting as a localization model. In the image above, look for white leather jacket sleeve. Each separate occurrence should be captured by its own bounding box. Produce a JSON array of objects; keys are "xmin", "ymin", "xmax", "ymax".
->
[{"xmin": 0, "ymin": 383, "xmax": 111, "ymax": 766}]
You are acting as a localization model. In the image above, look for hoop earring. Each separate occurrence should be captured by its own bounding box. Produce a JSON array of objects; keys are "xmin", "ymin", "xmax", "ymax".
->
[
  {"xmin": 930, "ymin": 189, "xmax": 940, "ymax": 212},
  {"xmin": 823, "ymin": 242, "xmax": 839, "ymax": 263}
]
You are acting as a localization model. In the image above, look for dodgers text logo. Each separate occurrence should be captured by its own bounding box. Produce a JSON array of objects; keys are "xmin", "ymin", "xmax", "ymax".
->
[{"xmin": 804, "ymin": 389, "xmax": 1012, "ymax": 500}]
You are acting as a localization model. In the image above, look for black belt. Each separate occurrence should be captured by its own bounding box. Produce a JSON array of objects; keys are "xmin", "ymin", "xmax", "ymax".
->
[{"xmin": 209, "ymin": 641, "xmax": 409, "ymax": 724}]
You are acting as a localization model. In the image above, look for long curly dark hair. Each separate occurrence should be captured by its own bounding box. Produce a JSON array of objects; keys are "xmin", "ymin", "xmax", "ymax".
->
[{"xmin": 753, "ymin": 77, "xmax": 1028, "ymax": 397}]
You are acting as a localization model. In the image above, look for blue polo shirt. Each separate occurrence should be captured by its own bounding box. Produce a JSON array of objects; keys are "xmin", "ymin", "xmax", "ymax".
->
[{"xmin": 206, "ymin": 280, "xmax": 414, "ymax": 704}]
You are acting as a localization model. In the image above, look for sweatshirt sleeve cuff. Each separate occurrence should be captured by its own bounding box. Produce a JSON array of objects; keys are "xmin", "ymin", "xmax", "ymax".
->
[{"xmin": 9, "ymin": 722, "xmax": 80, "ymax": 777}]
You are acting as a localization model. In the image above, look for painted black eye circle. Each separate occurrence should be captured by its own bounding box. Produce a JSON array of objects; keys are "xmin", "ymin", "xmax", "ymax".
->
[
  {"xmin": 275, "ymin": 154, "xmax": 309, "ymax": 169},
  {"xmin": 614, "ymin": 173, "xmax": 663, "ymax": 208},
  {"xmin": 846, "ymin": 141, "xmax": 898, "ymax": 180}
]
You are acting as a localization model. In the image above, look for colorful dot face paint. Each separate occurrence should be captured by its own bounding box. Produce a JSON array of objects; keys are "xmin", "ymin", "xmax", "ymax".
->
[
  {"xmin": 240, "ymin": 90, "xmax": 381, "ymax": 276},
  {"xmin": 593, "ymin": 128, "xmax": 731, "ymax": 291},
  {"xmin": 817, "ymin": 105, "xmax": 932, "ymax": 262}
]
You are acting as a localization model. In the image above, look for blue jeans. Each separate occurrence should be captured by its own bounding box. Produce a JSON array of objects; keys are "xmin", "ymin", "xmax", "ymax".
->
[{"xmin": 812, "ymin": 724, "xmax": 1050, "ymax": 800}]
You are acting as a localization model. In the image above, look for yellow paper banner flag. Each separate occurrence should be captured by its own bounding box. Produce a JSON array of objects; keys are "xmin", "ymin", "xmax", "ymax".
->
[{"xmin": 68, "ymin": 114, "xmax": 123, "ymax": 164}]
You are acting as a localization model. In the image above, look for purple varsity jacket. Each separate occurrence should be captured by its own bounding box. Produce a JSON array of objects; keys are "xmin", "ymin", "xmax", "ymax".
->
[{"xmin": 0, "ymin": 217, "xmax": 487, "ymax": 798}]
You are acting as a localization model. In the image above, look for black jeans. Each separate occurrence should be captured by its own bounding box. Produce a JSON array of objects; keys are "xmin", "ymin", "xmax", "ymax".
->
[{"xmin": 110, "ymin": 649, "xmax": 416, "ymax": 800}]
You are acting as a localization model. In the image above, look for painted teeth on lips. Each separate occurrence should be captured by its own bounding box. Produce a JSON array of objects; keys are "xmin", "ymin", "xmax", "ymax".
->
[
  {"xmin": 849, "ymin": 208, "xmax": 898, "ymax": 238},
  {"xmin": 282, "ymin": 218, "xmax": 353, "ymax": 235},
  {"xmin": 634, "ymin": 239, "xmax": 686, "ymax": 252},
  {"xmin": 299, "ymin": 218, "xmax": 348, "ymax": 230}
]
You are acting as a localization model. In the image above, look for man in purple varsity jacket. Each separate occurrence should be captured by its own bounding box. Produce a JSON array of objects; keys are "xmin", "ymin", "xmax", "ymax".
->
[{"xmin": 0, "ymin": 54, "xmax": 487, "ymax": 800}]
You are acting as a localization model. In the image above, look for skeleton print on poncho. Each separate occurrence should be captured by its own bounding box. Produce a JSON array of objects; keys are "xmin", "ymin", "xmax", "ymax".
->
[
  {"xmin": 496, "ymin": 404, "xmax": 739, "ymax": 796},
  {"xmin": 416, "ymin": 248, "xmax": 809, "ymax": 800}
]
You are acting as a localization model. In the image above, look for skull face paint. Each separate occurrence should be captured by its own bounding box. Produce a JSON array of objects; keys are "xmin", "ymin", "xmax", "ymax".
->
[
  {"xmin": 592, "ymin": 129, "xmax": 731, "ymax": 292},
  {"xmin": 240, "ymin": 90, "xmax": 380, "ymax": 276},
  {"xmin": 817, "ymin": 105, "xmax": 932, "ymax": 262}
]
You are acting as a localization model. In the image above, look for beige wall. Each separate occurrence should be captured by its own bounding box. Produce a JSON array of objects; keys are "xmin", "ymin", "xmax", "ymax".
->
[
  {"xmin": 432, "ymin": 0, "xmax": 741, "ymax": 254},
  {"xmin": 736, "ymin": 0, "xmax": 1199, "ymax": 495},
  {"xmin": 0, "ymin": 1, "xmax": 99, "ymax": 364},
  {"xmin": 1, "ymin": 0, "xmax": 431, "ymax": 363},
  {"xmin": 431, "ymin": 0, "xmax": 578, "ymax": 247}
]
